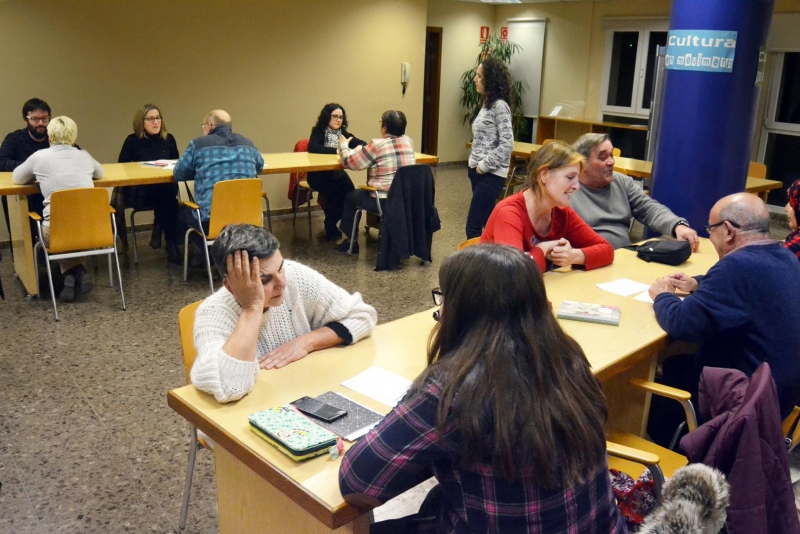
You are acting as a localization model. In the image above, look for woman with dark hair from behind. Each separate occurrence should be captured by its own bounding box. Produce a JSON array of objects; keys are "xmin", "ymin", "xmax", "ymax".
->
[
  {"xmin": 465, "ymin": 56, "xmax": 515, "ymax": 239},
  {"xmin": 339, "ymin": 244, "xmax": 625, "ymax": 533},
  {"xmin": 783, "ymin": 179, "xmax": 800, "ymax": 261},
  {"xmin": 114, "ymin": 103, "xmax": 181, "ymax": 263},
  {"xmin": 307, "ymin": 103, "xmax": 366, "ymax": 242}
]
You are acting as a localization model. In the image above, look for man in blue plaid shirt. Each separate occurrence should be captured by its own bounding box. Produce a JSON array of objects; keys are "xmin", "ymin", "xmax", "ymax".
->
[{"xmin": 174, "ymin": 109, "xmax": 264, "ymax": 242}]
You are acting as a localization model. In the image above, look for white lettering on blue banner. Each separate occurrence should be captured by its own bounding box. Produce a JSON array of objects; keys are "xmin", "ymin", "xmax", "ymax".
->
[{"xmin": 665, "ymin": 30, "xmax": 737, "ymax": 73}]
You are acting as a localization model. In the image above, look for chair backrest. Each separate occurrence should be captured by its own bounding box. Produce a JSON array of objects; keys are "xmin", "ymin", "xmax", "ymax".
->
[
  {"xmin": 48, "ymin": 187, "xmax": 115, "ymax": 253},
  {"xmin": 457, "ymin": 237, "xmax": 481, "ymax": 250},
  {"xmin": 612, "ymin": 147, "xmax": 621, "ymax": 157},
  {"xmin": 748, "ymin": 161, "xmax": 767, "ymax": 179},
  {"xmin": 178, "ymin": 300, "xmax": 203, "ymax": 384},
  {"xmin": 293, "ymin": 139, "xmax": 309, "ymax": 153},
  {"xmin": 207, "ymin": 178, "xmax": 264, "ymax": 239}
]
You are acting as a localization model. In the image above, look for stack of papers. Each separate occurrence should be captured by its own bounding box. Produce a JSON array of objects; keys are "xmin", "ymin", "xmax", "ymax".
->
[{"xmin": 596, "ymin": 278, "xmax": 650, "ymax": 297}]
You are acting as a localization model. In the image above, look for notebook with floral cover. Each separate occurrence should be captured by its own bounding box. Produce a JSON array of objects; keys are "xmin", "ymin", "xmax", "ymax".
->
[{"xmin": 249, "ymin": 405, "xmax": 338, "ymax": 461}]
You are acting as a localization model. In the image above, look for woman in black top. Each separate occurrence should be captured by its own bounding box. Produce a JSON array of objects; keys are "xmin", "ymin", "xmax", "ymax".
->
[
  {"xmin": 114, "ymin": 103, "xmax": 181, "ymax": 263},
  {"xmin": 307, "ymin": 103, "xmax": 366, "ymax": 241}
]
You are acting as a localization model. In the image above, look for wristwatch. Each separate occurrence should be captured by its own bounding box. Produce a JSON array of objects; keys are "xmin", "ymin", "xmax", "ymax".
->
[{"xmin": 673, "ymin": 220, "xmax": 690, "ymax": 235}]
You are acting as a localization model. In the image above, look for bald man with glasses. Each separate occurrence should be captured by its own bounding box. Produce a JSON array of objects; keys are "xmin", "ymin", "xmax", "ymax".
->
[{"xmin": 646, "ymin": 193, "xmax": 800, "ymax": 445}]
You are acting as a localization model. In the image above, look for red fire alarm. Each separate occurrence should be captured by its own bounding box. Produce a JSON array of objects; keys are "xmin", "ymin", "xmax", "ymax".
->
[
  {"xmin": 480, "ymin": 26, "xmax": 489, "ymax": 44},
  {"xmin": 500, "ymin": 27, "xmax": 508, "ymax": 41}
]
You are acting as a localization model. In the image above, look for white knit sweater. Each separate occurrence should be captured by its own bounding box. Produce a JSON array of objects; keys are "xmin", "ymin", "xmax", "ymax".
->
[{"xmin": 190, "ymin": 260, "xmax": 377, "ymax": 403}]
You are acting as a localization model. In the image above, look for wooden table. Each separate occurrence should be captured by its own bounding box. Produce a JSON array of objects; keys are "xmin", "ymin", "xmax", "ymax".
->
[
  {"xmin": 167, "ymin": 244, "xmax": 718, "ymax": 534},
  {"xmin": 0, "ymin": 152, "xmax": 438, "ymax": 296}
]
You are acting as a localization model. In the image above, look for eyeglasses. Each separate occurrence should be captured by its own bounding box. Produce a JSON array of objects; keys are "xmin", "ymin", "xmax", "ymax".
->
[
  {"xmin": 704, "ymin": 220, "xmax": 741, "ymax": 234},
  {"xmin": 330, "ymin": 115, "xmax": 344, "ymax": 120},
  {"xmin": 431, "ymin": 287, "xmax": 443, "ymax": 306},
  {"xmin": 144, "ymin": 116, "xmax": 162, "ymax": 123},
  {"xmin": 27, "ymin": 116, "xmax": 50, "ymax": 124}
]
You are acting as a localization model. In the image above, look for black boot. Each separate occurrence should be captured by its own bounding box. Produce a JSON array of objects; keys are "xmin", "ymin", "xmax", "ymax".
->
[
  {"xmin": 166, "ymin": 243, "xmax": 182, "ymax": 265},
  {"xmin": 149, "ymin": 223, "xmax": 163, "ymax": 249}
]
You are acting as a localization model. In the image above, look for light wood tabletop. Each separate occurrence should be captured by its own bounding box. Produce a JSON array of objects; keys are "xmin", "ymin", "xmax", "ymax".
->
[
  {"xmin": 0, "ymin": 152, "xmax": 439, "ymax": 196},
  {"xmin": 1, "ymin": 151, "xmax": 439, "ymax": 296},
  {"xmin": 167, "ymin": 243, "xmax": 719, "ymax": 533}
]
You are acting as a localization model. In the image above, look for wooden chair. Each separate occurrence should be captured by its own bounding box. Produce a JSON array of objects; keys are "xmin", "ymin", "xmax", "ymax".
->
[
  {"xmin": 613, "ymin": 147, "xmax": 621, "ymax": 157},
  {"xmin": 30, "ymin": 188, "xmax": 127, "ymax": 321},
  {"xmin": 606, "ymin": 378, "xmax": 697, "ymax": 496},
  {"xmin": 457, "ymin": 237, "xmax": 481, "ymax": 250},
  {"xmin": 749, "ymin": 161, "xmax": 767, "ymax": 179},
  {"xmin": 176, "ymin": 300, "xmax": 208, "ymax": 533},
  {"xmin": 182, "ymin": 178, "xmax": 270, "ymax": 294},
  {"xmin": 290, "ymin": 139, "xmax": 315, "ymax": 238},
  {"xmin": 782, "ymin": 406, "xmax": 800, "ymax": 452}
]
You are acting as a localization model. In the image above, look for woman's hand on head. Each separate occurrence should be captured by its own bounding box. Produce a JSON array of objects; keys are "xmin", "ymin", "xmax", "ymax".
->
[{"xmin": 225, "ymin": 251, "xmax": 265, "ymax": 312}]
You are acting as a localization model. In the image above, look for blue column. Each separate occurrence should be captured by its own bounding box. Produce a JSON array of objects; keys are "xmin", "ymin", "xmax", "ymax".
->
[{"xmin": 649, "ymin": 0, "xmax": 774, "ymax": 233}]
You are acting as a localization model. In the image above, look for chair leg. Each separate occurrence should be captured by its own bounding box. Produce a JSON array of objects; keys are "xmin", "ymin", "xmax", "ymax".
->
[
  {"xmin": 348, "ymin": 210, "xmax": 361, "ymax": 255},
  {"xmin": 44, "ymin": 253, "xmax": 58, "ymax": 321},
  {"xmin": 107, "ymin": 253, "xmax": 113, "ymax": 287},
  {"xmin": 113, "ymin": 247, "xmax": 127, "ymax": 311},
  {"xmin": 183, "ymin": 229, "xmax": 192, "ymax": 282},
  {"xmin": 179, "ymin": 426, "xmax": 200, "ymax": 532},
  {"xmin": 92, "ymin": 255, "xmax": 98, "ymax": 270},
  {"xmin": 293, "ymin": 187, "xmax": 299, "ymax": 229},
  {"xmin": 202, "ymin": 236, "xmax": 214, "ymax": 295},
  {"xmin": 32, "ymin": 241, "xmax": 41, "ymax": 299},
  {"xmin": 264, "ymin": 197, "xmax": 272, "ymax": 233},
  {"xmin": 306, "ymin": 196, "xmax": 312, "ymax": 238},
  {"xmin": 131, "ymin": 210, "xmax": 139, "ymax": 264}
]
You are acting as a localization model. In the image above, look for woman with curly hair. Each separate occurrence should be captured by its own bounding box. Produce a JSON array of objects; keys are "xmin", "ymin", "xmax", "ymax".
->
[
  {"xmin": 465, "ymin": 56, "xmax": 515, "ymax": 239},
  {"xmin": 307, "ymin": 103, "xmax": 366, "ymax": 241}
]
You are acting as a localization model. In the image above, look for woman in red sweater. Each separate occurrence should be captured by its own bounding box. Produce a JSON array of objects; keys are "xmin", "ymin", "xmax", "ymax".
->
[{"xmin": 481, "ymin": 141, "xmax": 613, "ymax": 272}]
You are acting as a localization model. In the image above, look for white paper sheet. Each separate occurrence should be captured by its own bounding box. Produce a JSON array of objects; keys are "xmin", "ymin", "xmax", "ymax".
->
[
  {"xmin": 596, "ymin": 278, "xmax": 651, "ymax": 297},
  {"xmin": 141, "ymin": 159, "xmax": 176, "ymax": 170},
  {"xmin": 341, "ymin": 366, "xmax": 412, "ymax": 408}
]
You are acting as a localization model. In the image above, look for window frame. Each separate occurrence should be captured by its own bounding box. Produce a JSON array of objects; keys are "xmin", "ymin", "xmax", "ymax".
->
[
  {"xmin": 764, "ymin": 52, "xmax": 800, "ymax": 135},
  {"xmin": 600, "ymin": 18, "xmax": 669, "ymax": 119}
]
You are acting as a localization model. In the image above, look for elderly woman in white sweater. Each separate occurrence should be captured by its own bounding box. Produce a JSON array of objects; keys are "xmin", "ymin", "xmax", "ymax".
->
[{"xmin": 190, "ymin": 224, "xmax": 377, "ymax": 403}]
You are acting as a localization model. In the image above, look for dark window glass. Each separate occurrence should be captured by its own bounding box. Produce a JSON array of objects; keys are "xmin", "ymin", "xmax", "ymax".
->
[
  {"xmin": 764, "ymin": 132, "xmax": 800, "ymax": 205},
  {"xmin": 607, "ymin": 32, "xmax": 639, "ymax": 108},
  {"xmin": 641, "ymin": 32, "xmax": 668, "ymax": 109},
  {"xmin": 776, "ymin": 52, "xmax": 800, "ymax": 125}
]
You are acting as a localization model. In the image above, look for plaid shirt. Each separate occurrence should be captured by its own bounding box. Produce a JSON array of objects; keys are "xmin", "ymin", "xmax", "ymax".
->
[
  {"xmin": 339, "ymin": 378, "xmax": 626, "ymax": 534},
  {"xmin": 339, "ymin": 134, "xmax": 415, "ymax": 198},
  {"xmin": 174, "ymin": 125, "xmax": 264, "ymax": 221}
]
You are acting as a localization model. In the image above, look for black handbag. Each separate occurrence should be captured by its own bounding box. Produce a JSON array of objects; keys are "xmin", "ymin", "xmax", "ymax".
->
[{"xmin": 634, "ymin": 240, "xmax": 692, "ymax": 266}]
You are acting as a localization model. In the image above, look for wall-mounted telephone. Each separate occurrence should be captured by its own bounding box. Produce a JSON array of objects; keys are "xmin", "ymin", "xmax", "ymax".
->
[{"xmin": 401, "ymin": 62, "xmax": 410, "ymax": 95}]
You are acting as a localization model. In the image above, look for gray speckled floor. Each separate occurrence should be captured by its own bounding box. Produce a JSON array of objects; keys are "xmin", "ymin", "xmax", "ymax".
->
[{"xmin": 0, "ymin": 166, "xmax": 795, "ymax": 533}]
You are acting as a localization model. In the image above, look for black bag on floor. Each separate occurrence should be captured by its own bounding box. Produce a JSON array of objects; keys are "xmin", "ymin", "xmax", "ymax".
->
[{"xmin": 634, "ymin": 240, "xmax": 692, "ymax": 266}]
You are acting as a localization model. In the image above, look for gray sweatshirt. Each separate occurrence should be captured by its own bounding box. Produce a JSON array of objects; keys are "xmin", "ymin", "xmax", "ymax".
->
[
  {"xmin": 569, "ymin": 171, "xmax": 683, "ymax": 249},
  {"xmin": 12, "ymin": 144, "xmax": 103, "ymax": 226}
]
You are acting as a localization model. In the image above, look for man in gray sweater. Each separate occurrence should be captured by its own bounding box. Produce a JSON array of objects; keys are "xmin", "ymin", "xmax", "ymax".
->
[{"xmin": 570, "ymin": 134, "xmax": 699, "ymax": 250}]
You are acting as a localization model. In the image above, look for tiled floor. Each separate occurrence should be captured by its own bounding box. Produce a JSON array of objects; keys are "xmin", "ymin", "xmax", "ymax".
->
[{"xmin": 0, "ymin": 166, "xmax": 795, "ymax": 533}]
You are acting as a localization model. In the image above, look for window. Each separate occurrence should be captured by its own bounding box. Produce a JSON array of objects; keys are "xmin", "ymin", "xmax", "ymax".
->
[
  {"xmin": 601, "ymin": 19, "xmax": 668, "ymax": 118},
  {"xmin": 758, "ymin": 52, "xmax": 800, "ymax": 205}
]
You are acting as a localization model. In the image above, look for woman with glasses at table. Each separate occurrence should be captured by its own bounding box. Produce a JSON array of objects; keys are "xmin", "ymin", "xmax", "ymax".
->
[
  {"xmin": 340, "ymin": 244, "xmax": 626, "ymax": 534},
  {"xmin": 113, "ymin": 103, "xmax": 181, "ymax": 264},
  {"xmin": 481, "ymin": 141, "xmax": 614, "ymax": 273},
  {"xmin": 307, "ymin": 103, "xmax": 366, "ymax": 242}
]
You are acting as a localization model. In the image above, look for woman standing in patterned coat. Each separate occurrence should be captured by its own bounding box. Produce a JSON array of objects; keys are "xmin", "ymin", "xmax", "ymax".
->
[{"xmin": 465, "ymin": 57, "xmax": 514, "ymax": 239}]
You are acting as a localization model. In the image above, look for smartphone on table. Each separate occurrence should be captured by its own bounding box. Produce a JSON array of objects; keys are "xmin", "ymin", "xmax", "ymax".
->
[{"xmin": 291, "ymin": 396, "xmax": 348, "ymax": 423}]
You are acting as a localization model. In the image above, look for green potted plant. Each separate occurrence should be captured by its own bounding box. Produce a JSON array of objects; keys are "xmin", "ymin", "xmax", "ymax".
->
[{"xmin": 460, "ymin": 33, "xmax": 528, "ymax": 139}]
